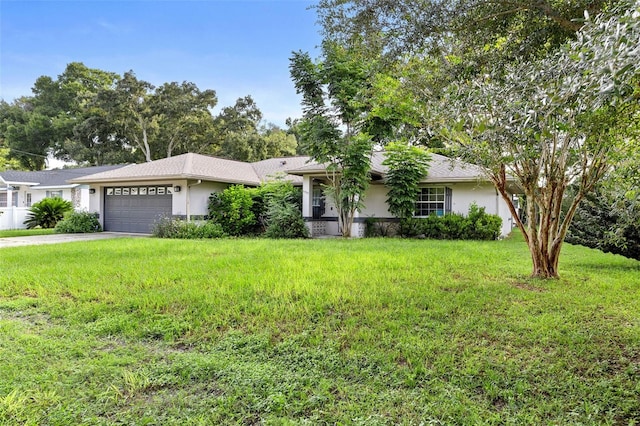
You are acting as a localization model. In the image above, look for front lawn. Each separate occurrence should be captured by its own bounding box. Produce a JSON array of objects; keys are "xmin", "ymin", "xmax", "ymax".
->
[
  {"xmin": 0, "ymin": 237, "xmax": 638, "ymax": 424},
  {"xmin": 0, "ymin": 228, "xmax": 55, "ymax": 238}
]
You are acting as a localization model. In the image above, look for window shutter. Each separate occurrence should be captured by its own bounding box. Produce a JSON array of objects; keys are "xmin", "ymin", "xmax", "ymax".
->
[{"xmin": 445, "ymin": 187, "xmax": 452, "ymax": 214}]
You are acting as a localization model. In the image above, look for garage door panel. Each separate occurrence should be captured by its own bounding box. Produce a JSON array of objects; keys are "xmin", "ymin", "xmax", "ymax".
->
[{"xmin": 104, "ymin": 186, "xmax": 172, "ymax": 233}]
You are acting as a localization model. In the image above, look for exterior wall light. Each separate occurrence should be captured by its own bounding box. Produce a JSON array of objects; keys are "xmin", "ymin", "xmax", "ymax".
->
[
  {"xmin": 174, "ymin": 186, "xmax": 181, "ymax": 193},
  {"xmin": 89, "ymin": 188, "xmax": 96, "ymax": 194}
]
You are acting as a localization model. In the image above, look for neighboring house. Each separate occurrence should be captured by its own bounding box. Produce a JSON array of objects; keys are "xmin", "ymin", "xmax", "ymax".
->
[
  {"xmin": 68, "ymin": 153, "xmax": 311, "ymax": 233},
  {"xmin": 69, "ymin": 152, "xmax": 520, "ymax": 237},
  {"xmin": 287, "ymin": 152, "xmax": 520, "ymax": 238},
  {"xmin": 0, "ymin": 165, "xmax": 126, "ymax": 230}
]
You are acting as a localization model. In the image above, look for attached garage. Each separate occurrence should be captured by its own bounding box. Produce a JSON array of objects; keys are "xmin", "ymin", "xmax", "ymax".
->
[{"xmin": 103, "ymin": 185, "xmax": 173, "ymax": 233}]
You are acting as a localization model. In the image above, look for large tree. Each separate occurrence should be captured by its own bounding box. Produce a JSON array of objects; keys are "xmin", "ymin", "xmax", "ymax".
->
[
  {"xmin": 0, "ymin": 99, "xmax": 51, "ymax": 170},
  {"xmin": 435, "ymin": 4, "xmax": 639, "ymax": 278},
  {"xmin": 211, "ymin": 96, "xmax": 297, "ymax": 162},
  {"xmin": 93, "ymin": 72, "xmax": 219, "ymax": 162},
  {"xmin": 315, "ymin": 0, "xmax": 615, "ymax": 62},
  {"xmin": 30, "ymin": 62, "xmax": 125, "ymax": 165},
  {"xmin": 150, "ymin": 81, "xmax": 217, "ymax": 158}
]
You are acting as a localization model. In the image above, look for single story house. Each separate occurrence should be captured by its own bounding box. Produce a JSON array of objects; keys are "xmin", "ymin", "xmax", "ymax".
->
[
  {"xmin": 69, "ymin": 152, "xmax": 520, "ymax": 237},
  {"xmin": 0, "ymin": 165, "xmax": 125, "ymax": 230}
]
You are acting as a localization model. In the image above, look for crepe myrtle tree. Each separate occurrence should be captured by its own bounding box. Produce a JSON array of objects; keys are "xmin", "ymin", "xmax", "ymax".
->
[{"xmin": 436, "ymin": 2, "xmax": 640, "ymax": 278}]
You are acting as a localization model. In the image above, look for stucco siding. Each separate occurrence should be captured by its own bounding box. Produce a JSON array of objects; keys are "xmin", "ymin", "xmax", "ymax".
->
[
  {"xmin": 186, "ymin": 182, "xmax": 228, "ymax": 217},
  {"xmin": 358, "ymin": 184, "xmax": 391, "ymax": 218},
  {"xmin": 448, "ymin": 182, "xmax": 514, "ymax": 236}
]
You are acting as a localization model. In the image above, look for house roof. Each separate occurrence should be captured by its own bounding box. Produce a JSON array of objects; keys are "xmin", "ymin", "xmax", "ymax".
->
[
  {"xmin": 66, "ymin": 151, "xmax": 512, "ymax": 188},
  {"xmin": 0, "ymin": 165, "xmax": 126, "ymax": 189},
  {"xmin": 68, "ymin": 153, "xmax": 313, "ymax": 186},
  {"xmin": 287, "ymin": 151, "xmax": 496, "ymax": 183},
  {"xmin": 251, "ymin": 156, "xmax": 311, "ymax": 184}
]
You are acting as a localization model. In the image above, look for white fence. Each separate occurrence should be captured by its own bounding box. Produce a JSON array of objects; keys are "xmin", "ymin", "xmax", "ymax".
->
[{"xmin": 0, "ymin": 207, "xmax": 30, "ymax": 230}]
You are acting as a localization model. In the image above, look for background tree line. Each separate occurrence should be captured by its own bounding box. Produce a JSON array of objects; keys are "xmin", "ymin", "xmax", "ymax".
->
[{"xmin": 0, "ymin": 62, "xmax": 299, "ymax": 170}]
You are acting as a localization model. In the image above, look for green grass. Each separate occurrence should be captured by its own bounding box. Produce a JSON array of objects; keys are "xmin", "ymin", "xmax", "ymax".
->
[
  {"xmin": 0, "ymin": 236, "xmax": 638, "ymax": 424},
  {"xmin": 0, "ymin": 228, "xmax": 55, "ymax": 238}
]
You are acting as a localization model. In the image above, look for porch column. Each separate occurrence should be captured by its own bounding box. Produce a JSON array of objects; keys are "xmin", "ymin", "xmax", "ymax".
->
[
  {"xmin": 6, "ymin": 188, "xmax": 16, "ymax": 228},
  {"xmin": 302, "ymin": 175, "xmax": 313, "ymax": 236}
]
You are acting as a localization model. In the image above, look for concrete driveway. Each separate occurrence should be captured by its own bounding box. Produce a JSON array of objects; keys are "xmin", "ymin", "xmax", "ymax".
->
[{"xmin": 0, "ymin": 232, "xmax": 149, "ymax": 248}]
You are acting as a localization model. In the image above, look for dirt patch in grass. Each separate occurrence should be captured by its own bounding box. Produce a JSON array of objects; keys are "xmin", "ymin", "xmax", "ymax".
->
[{"xmin": 511, "ymin": 280, "xmax": 546, "ymax": 292}]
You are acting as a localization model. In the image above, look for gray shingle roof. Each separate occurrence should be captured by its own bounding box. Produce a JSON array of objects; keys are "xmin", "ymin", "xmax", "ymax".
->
[
  {"xmin": 287, "ymin": 151, "xmax": 492, "ymax": 183},
  {"xmin": 66, "ymin": 151, "xmax": 502, "ymax": 187},
  {"xmin": 251, "ymin": 156, "xmax": 311, "ymax": 184},
  {"xmin": 0, "ymin": 165, "xmax": 126, "ymax": 188},
  {"xmin": 69, "ymin": 153, "xmax": 313, "ymax": 186}
]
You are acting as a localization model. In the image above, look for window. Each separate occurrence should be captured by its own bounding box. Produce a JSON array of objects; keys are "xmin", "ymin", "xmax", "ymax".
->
[
  {"xmin": 26, "ymin": 193, "xmax": 32, "ymax": 207},
  {"xmin": 46, "ymin": 190, "xmax": 63, "ymax": 198},
  {"xmin": 415, "ymin": 187, "xmax": 452, "ymax": 217},
  {"xmin": 0, "ymin": 192, "xmax": 18, "ymax": 207}
]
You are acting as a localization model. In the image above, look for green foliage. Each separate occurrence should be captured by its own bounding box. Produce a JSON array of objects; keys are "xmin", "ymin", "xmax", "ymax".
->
[
  {"xmin": 208, "ymin": 97, "xmax": 297, "ymax": 162},
  {"xmin": 54, "ymin": 211, "xmax": 101, "ymax": 233},
  {"xmin": 566, "ymin": 185, "xmax": 640, "ymax": 260},
  {"xmin": 152, "ymin": 217, "xmax": 226, "ymax": 239},
  {"xmin": 382, "ymin": 143, "xmax": 431, "ymax": 218},
  {"xmin": 263, "ymin": 184, "xmax": 307, "ymax": 239},
  {"xmin": 316, "ymin": 0, "xmax": 613, "ymax": 68},
  {"xmin": 205, "ymin": 182, "xmax": 307, "ymax": 238},
  {"xmin": 290, "ymin": 45, "xmax": 375, "ymax": 237},
  {"xmin": 0, "ymin": 237, "xmax": 638, "ymax": 423},
  {"xmin": 465, "ymin": 203, "xmax": 504, "ymax": 240},
  {"xmin": 399, "ymin": 204, "xmax": 502, "ymax": 240},
  {"xmin": 208, "ymin": 185, "xmax": 257, "ymax": 236},
  {"xmin": 432, "ymin": 3, "xmax": 640, "ymax": 277},
  {"xmin": 263, "ymin": 202, "xmax": 309, "ymax": 239},
  {"xmin": 23, "ymin": 197, "xmax": 73, "ymax": 229},
  {"xmin": 0, "ymin": 145, "xmax": 23, "ymax": 171},
  {"xmin": 0, "ymin": 101, "xmax": 52, "ymax": 170}
]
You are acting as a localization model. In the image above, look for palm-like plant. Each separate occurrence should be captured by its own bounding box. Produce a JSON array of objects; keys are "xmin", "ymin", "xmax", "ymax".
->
[{"xmin": 24, "ymin": 197, "xmax": 73, "ymax": 229}]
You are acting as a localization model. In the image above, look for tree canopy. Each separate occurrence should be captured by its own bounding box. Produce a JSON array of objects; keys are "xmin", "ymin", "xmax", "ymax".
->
[{"xmin": 0, "ymin": 63, "xmax": 296, "ymax": 169}]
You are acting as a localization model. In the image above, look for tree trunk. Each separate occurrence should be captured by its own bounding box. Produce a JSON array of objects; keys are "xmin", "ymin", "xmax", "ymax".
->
[{"xmin": 528, "ymin": 235, "xmax": 560, "ymax": 279}]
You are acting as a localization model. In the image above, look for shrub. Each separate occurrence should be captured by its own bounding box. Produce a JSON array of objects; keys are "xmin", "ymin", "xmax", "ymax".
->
[
  {"xmin": 364, "ymin": 217, "xmax": 395, "ymax": 237},
  {"xmin": 465, "ymin": 203, "xmax": 503, "ymax": 240},
  {"xmin": 261, "ymin": 181, "xmax": 307, "ymax": 239},
  {"xmin": 440, "ymin": 213, "xmax": 468, "ymax": 239},
  {"xmin": 399, "ymin": 204, "xmax": 502, "ymax": 240},
  {"xmin": 152, "ymin": 217, "xmax": 226, "ymax": 239},
  {"xmin": 421, "ymin": 214, "xmax": 447, "ymax": 239},
  {"xmin": 264, "ymin": 202, "xmax": 309, "ymax": 239},
  {"xmin": 55, "ymin": 211, "xmax": 101, "ymax": 233},
  {"xmin": 398, "ymin": 217, "xmax": 426, "ymax": 238},
  {"xmin": 208, "ymin": 185, "xmax": 256, "ymax": 236},
  {"xmin": 24, "ymin": 197, "xmax": 73, "ymax": 229},
  {"xmin": 206, "ymin": 181, "xmax": 306, "ymax": 238}
]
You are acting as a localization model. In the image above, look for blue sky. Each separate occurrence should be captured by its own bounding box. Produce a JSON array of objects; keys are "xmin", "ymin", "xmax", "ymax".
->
[{"xmin": 0, "ymin": 0, "xmax": 321, "ymax": 127}]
